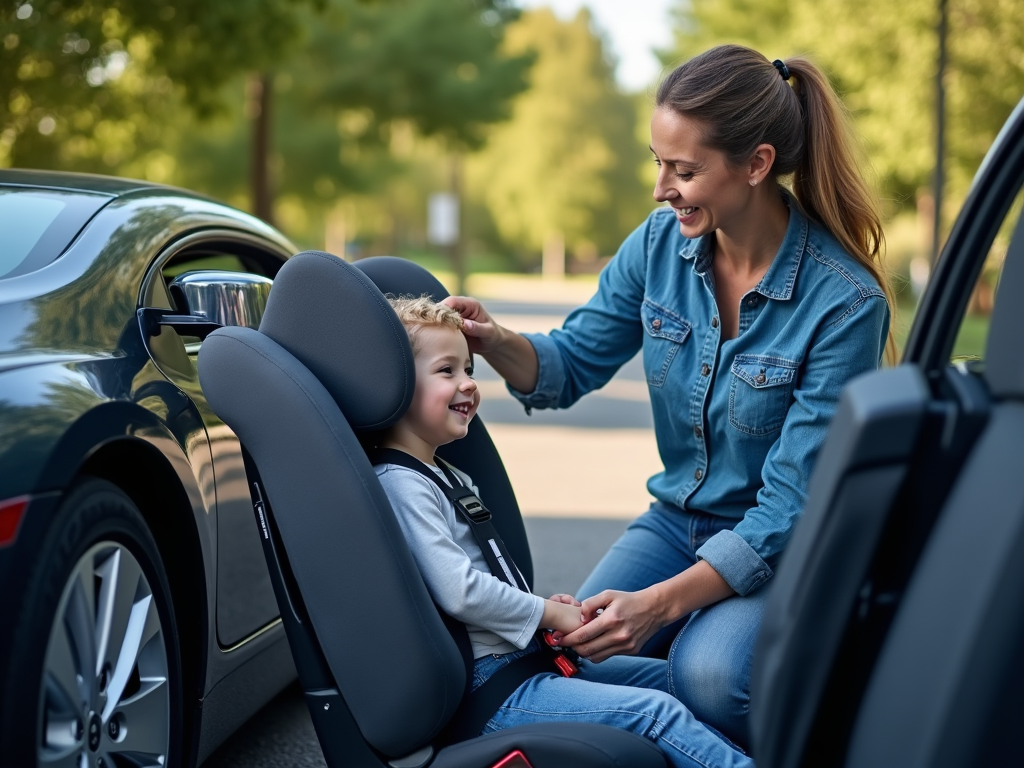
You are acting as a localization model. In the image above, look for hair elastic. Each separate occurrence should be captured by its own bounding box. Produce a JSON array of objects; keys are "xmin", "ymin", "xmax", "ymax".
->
[{"xmin": 773, "ymin": 59, "xmax": 791, "ymax": 81}]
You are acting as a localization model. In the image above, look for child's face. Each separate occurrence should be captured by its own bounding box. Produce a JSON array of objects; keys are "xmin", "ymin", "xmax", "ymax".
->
[{"xmin": 404, "ymin": 326, "xmax": 479, "ymax": 450}]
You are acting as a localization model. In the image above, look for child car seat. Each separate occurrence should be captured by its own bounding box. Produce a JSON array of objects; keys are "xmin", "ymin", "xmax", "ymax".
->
[{"xmin": 197, "ymin": 251, "xmax": 667, "ymax": 768}]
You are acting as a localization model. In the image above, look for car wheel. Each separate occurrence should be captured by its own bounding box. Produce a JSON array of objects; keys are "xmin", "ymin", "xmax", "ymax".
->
[{"xmin": 1, "ymin": 478, "xmax": 182, "ymax": 768}]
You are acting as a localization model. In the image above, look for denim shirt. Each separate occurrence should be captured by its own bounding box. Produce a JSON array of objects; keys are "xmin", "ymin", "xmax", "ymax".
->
[{"xmin": 510, "ymin": 200, "xmax": 889, "ymax": 595}]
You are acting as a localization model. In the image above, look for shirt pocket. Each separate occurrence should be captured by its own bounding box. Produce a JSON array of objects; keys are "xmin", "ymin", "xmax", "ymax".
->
[
  {"xmin": 728, "ymin": 354, "xmax": 799, "ymax": 436},
  {"xmin": 641, "ymin": 299, "xmax": 692, "ymax": 387}
]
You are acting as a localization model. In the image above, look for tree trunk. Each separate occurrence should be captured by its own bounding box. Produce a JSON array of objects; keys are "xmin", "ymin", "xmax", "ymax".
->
[{"xmin": 248, "ymin": 73, "xmax": 273, "ymax": 225}]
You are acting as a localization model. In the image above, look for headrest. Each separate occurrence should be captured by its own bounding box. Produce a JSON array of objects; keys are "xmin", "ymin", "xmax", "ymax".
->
[
  {"xmin": 258, "ymin": 251, "xmax": 414, "ymax": 431},
  {"xmin": 353, "ymin": 255, "xmax": 451, "ymax": 302},
  {"xmin": 984, "ymin": 209, "xmax": 1024, "ymax": 399}
]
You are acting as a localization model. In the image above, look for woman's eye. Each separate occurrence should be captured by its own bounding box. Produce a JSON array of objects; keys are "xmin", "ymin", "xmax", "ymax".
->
[
  {"xmin": 675, "ymin": 172, "xmax": 693, "ymax": 181},
  {"xmin": 653, "ymin": 158, "xmax": 662, "ymax": 167}
]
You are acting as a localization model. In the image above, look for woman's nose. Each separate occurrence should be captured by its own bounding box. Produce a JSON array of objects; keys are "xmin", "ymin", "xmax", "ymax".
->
[{"xmin": 653, "ymin": 171, "xmax": 676, "ymax": 203}]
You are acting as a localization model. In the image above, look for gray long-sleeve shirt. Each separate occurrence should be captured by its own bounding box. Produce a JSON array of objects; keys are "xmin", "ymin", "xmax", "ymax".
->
[{"xmin": 376, "ymin": 462, "xmax": 544, "ymax": 658}]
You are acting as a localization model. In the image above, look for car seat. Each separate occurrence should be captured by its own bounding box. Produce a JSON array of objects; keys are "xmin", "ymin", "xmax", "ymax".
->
[
  {"xmin": 843, "ymin": 188, "xmax": 1024, "ymax": 768},
  {"xmin": 197, "ymin": 251, "xmax": 667, "ymax": 768}
]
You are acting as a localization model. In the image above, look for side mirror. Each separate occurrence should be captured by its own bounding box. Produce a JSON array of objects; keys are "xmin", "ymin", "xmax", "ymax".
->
[
  {"xmin": 139, "ymin": 270, "xmax": 274, "ymax": 341},
  {"xmin": 170, "ymin": 270, "xmax": 274, "ymax": 331}
]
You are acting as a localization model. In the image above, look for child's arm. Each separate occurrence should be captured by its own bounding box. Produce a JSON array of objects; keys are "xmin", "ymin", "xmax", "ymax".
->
[{"xmin": 379, "ymin": 466, "xmax": 545, "ymax": 648}]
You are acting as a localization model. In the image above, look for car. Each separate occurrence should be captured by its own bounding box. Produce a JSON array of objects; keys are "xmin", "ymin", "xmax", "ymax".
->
[{"xmin": 0, "ymin": 170, "xmax": 300, "ymax": 767}]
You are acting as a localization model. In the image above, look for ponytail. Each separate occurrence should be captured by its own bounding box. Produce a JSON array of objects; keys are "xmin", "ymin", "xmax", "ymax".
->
[
  {"xmin": 785, "ymin": 57, "xmax": 896, "ymax": 362},
  {"xmin": 657, "ymin": 46, "xmax": 896, "ymax": 363}
]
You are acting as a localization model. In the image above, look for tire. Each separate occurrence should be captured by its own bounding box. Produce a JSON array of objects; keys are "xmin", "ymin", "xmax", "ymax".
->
[{"xmin": 0, "ymin": 477, "xmax": 183, "ymax": 768}]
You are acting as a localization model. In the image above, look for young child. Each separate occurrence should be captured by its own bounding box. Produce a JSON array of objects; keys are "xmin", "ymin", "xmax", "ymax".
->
[{"xmin": 374, "ymin": 297, "xmax": 752, "ymax": 768}]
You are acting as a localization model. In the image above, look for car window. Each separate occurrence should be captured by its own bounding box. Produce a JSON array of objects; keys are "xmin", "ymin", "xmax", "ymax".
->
[
  {"xmin": 162, "ymin": 253, "xmax": 249, "ymax": 281},
  {"xmin": 950, "ymin": 184, "xmax": 1024, "ymax": 367},
  {"xmin": 0, "ymin": 187, "xmax": 111, "ymax": 279}
]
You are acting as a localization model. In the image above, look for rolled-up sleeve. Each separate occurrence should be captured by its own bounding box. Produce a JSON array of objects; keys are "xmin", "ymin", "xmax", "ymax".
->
[{"xmin": 697, "ymin": 293, "xmax": 890, "ymax": 595}]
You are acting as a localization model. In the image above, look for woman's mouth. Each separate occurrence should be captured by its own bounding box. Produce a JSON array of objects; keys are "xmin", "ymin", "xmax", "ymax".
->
[{"xmin": 676, "ymin": 206, "xmax": 699, "ymax": 221}]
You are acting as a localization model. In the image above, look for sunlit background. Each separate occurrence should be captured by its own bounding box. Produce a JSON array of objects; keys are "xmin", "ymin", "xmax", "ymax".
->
[{"xmin": 2, "ymin": 0, "xmax": 1022, "ymax": 354}]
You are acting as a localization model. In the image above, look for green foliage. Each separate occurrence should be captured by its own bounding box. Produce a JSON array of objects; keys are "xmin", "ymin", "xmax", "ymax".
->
[
  {"xmin": 0, "ymin": 0, "xmax": 313, "ymax": 168},
  {"xmin": 664, "ymin": 0, "xmax": 1024, "ymax": 219},
  {"xmin": 467, "ymin": 8, "xmax": 651, "ymax": 262}
]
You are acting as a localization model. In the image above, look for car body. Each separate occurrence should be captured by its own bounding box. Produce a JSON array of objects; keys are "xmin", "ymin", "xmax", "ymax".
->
[{"xmin": 0, "ymin": 170, "xmax": 299, "ymax": 766}]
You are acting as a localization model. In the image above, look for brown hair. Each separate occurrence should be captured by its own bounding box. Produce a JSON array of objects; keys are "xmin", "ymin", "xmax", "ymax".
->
[
  {"xmin": 656, "ymin": 45, "xmax": 895, "ymax": 361},
  {"xmin": 388, "ymin": 295, "xmax": 465, "ymax": 354}
]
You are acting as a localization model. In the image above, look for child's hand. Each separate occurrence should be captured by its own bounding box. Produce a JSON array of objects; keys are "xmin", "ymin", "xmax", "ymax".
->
[
  {"xmin": 548, "ymin": 593, "xmax": 582, "ymax": 607},
  {"xmin": 541, "ymin": 598, "xmax": 585, "ymax": 638}
]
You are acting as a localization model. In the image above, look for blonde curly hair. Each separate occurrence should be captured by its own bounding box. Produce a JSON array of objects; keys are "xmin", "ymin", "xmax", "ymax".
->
[{"xmin": 387, "ymin": 295, "xmax": 465, "ymax": 354}]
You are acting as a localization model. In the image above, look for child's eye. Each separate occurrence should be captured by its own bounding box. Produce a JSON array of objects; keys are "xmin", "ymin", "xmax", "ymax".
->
[
  {"xmin": 465, "ymin": 367, "xmax": 474, "ymax": 377},
  {"xmin": 439, "ymin": 365, "xmax": 453, "ymax": 374}
]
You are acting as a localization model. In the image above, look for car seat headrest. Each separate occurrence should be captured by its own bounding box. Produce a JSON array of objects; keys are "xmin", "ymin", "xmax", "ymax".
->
[
  {"xmin": 984, "ymin": 209, "xmax": 1024, "ymax": 400},
  {"xmin": 258, "ymin": 251, "xmax": 414, "ymax": 431},
  {"xmin": 353, "ymin": 255, "xmax": 451, "ymax": 303}
]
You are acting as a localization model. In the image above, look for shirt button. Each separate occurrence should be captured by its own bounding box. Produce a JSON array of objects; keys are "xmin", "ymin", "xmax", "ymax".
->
[
  {"xmin": 755, "ymin": 371, "xmax": 767, "ymax": 384},
  {"xmin": 694, "ymin": 468, "xmax": 703, "ymax": 481},
  {"xmin": 747, "ymin": 296, "xmax": 758, "ymax": 307},
  {"xmin": 711, "ymin": 316, "xmax": 719, "ymax": 328},
  {"xmin": 700, "ymin": 363, "xmax": 710, "ymax": 376},
  {"xmin": 694, "ymin": 425, "xmax": 703, "ymax": 439},
  {"xmin": 652, "ymin": 318, "xmax": 661, "ymax": 330}
]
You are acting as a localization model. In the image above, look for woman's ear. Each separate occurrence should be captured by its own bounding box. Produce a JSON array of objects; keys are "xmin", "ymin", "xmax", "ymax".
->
[{"xmin": 748, "ymin": 144, "xmax": 777, "ymax": 186}]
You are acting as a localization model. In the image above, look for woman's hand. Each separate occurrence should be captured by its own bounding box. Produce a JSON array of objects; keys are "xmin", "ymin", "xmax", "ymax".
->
[
  {"xmin": 557, "ymin": 588, "xmax": 666, "ymax": 663},
  {"xmin": 442, "ymin": 296, "xmax": 504, "ymax": 356},
  {"xmin": 442, "ymin": 295, "xmax": 540, "ymax": 394}
]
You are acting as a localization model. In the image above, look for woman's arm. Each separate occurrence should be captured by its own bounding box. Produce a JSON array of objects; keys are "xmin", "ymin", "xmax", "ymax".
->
[{"xmin": 558, "ymin": 560, "xmax": 733, "ymax": 662}]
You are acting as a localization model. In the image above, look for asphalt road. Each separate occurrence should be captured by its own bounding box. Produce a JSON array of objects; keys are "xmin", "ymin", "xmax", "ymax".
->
[{"xmin": 203, "ymin": 294, "xmax": 656, "ymax": 766}]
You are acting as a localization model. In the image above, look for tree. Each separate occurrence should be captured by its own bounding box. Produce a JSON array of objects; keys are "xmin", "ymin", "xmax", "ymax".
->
[
  {"xmin": 665, "ymin": 0, "xmax": 1024, "ymax": 218},
  {"xmin": 466, "ymin": 8, "xmax": 651, "ymax": 267},
  {"xmin": 0, "ymin": 0, "xmax": 313, "ymax": 170}
]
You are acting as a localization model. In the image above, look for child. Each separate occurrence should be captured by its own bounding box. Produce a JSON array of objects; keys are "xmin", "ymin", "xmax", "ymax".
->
[{"xmin": 374, "ymin": 296, "xmax": 752, "ymax": 768}]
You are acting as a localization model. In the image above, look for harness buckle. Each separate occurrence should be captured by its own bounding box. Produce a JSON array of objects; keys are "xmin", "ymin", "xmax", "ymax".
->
[{"xmin": 454, "ymin": 492, "xmax": 491, "ymax": 523}]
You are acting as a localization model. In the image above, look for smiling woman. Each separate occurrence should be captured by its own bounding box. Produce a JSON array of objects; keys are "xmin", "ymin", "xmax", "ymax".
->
[{"xmin": 443, "ymin": 43, "xmax": 892, "ymax": 752}]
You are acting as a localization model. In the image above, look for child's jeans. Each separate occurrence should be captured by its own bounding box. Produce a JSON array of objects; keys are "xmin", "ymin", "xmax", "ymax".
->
[{"xmin": 471, "ymin": 642, "xmax": 752, "ymax": 768}]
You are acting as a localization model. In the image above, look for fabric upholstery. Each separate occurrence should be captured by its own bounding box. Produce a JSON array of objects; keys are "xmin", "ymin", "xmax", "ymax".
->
[{"xmin": 258, "ymin": 250, "xmax": 414, "ymax": 431}]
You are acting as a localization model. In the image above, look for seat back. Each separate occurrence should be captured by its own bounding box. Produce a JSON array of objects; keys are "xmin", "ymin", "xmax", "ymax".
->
[
  {"xmin": 198, "ymin": 252, "xmax": 466, "ymax": 763},
  {"xmin": 353, "ymin": 256, "xmax": 533, "ymax": 588},
  {"xmin": 844, "ymin": 197, "xmax": 1024, "ymax": 768},
  {"xmin": 751, "ymin": 363, "xmax": 990, "ymax": 768}
]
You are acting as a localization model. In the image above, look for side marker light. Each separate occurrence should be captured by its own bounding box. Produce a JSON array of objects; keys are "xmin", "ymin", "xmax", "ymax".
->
[{"xmin": 0, "ymin": 496, "xmax": 29, "ymax": 547}]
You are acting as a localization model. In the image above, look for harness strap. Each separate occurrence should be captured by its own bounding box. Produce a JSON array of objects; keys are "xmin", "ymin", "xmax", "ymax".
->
[{"xmin": 372, "ymin": 448, "xmax": 530, "ymax": 592}]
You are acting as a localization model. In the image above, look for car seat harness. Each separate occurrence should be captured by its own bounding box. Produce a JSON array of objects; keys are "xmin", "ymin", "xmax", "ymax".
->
[{"xmin": 371, "ymin": 449, "xmax": 581, "ymax": 741}]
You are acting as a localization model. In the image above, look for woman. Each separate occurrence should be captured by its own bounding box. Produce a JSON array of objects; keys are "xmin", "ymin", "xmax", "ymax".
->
[{"xmin": 444, "ymin": 44, "xmax": 892, "ymax": 750}]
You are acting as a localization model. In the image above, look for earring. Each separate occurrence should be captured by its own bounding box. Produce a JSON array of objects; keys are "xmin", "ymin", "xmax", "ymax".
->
[{"xmin": 750, "ymin": 179, "xmax": 758, "ymax": 186}]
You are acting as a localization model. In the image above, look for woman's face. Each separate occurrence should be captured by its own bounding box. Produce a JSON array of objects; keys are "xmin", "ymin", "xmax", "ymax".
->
[{"xmin": 650, "ymin": 107, "xmax": 759, "ymax": 238}]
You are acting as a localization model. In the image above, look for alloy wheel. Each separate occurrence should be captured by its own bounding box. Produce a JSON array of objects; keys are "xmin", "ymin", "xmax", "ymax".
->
[{"xmin": 38, "ymin": 541, "xmax": 170, "ymax": 768}]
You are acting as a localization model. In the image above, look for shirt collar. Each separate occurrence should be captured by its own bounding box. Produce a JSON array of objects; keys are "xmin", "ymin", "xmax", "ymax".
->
[{"xmin": 679, "ymin": 193, "xmax": 809, "ymax": 301}]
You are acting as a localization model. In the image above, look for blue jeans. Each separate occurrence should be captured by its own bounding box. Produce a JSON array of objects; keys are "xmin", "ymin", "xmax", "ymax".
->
[
  {"xmin": 474, "ymin": 642, "xmax": 753, "ymax": 768},
  {"xmin": 577, "ymin": 502, "xmax": 768, "ymax": 749}
]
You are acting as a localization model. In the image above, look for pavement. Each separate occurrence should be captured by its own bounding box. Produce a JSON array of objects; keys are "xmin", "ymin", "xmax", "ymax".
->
[{"xmin": 203, "ymin": 274, "xmax": 660, "ymax": 766}]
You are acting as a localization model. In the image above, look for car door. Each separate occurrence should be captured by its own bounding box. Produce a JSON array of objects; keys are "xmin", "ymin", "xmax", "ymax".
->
[{"xmin": 142, "ymin": 231, "xmax": 290, "ymax": 648}]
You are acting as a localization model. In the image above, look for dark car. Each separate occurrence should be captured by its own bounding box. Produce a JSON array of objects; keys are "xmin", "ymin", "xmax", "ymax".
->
[{"xmin": 0, "ymin": 170, "xmax": 300, "ymax": 767}]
